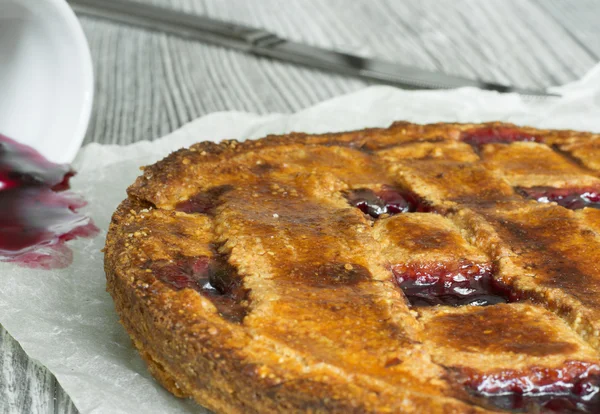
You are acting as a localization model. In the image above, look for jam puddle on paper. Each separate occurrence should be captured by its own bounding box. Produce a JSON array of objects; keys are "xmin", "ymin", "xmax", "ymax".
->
[{"xmin": 0, "ymin": 134, "xmax": 98, "ymax": 269}]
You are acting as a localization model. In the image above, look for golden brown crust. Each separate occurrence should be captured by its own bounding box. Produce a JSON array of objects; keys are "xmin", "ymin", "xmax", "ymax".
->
[
  {"xmin": 374, "ymin": 213, "xmax": 489, "ymax": 266},
  {"xmin": 480, "ymin": 142, "xmax": 600, "ymax": 188},
  {"xmin": 127, "ymin": 121, "xmax": 599, "ymax": 209},
  {"xmin": 106, "ymin": 121, "xmax": 600, "ymax": 413},
  {"xmin": 418, "ymin": 303, "xmax": 600, "ymax": 374},
  {"xmin": 451, "ymin": 202, "xmax": 600, "ymax": 351}
]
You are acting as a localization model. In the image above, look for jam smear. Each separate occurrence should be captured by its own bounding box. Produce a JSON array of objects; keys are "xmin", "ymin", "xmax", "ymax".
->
[
  {"xmin": 469, "ymin": 369, "xmax": 600, "ymax": 413},
  {"xmin": 392, "ymin": 261, "xmax": 510, "ymax": 307},
  {"xmin": 461, "ymin": 127, "xmax": 542, "ymax": 148},
  {"xmin": 0, "ymin": 134, "xmax": 98, "ymax": 269},
  {"xmin": 152, "ymin": 253, "xmax": 248, "ymax": 323},
  {"xmin": 345, "ymin": 186, "xmax": 430, "ymax": 219},
  {"xmin": 517, "ymin": 186, "xmax": 600, "ymax": 210}
]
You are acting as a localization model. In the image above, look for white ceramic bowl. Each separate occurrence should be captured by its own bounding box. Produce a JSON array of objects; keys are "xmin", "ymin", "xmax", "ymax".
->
[{"xmin": 0, "ymin": 0, "xmax": 93, "ymax": 164}]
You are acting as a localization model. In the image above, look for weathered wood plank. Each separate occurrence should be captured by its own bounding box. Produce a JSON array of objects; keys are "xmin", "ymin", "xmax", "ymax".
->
[
  {"xmin": 54, "ymin": 379, "xmax": 79, "ymax": 414},
  {"xmin": 535, "ymin": 0, "xmax": 600, "ymax": 59},
  {"xmin": 0, "ymin": 326, "xmax": 62, "ymax": 414}
]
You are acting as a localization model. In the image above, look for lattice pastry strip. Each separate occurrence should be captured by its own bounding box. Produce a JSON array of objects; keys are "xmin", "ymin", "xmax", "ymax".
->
[
  {"xmin": 375, "ymin": 141, "xmax": 479, "ymax": 163},
  {"xmin": 480, "ymin": 142, "xmax": 600, "ymax": 188},
  {"xmin": 385, "ymin": 159, "xmax": 516, "ymax": 207},
  {"xmin": 578, "ymin": 208, "xmax": 600, "ymax": 236},
  {"xmin": 558, "ymin": 138, "xmax": 600, "ymax": 172},
  {"xmin": 451, "ymin": 201, "xmax": 600, "ymax": 351}
]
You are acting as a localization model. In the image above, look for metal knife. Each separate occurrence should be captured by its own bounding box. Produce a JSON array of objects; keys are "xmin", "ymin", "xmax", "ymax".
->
[{"xmin": 68, "ymin": 0, "xmax": 556, "ymax": 97}]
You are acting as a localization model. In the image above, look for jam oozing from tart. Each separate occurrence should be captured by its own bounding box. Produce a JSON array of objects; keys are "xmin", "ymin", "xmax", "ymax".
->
[
  {"xmin": 392, "ymin": 262, "xmax": 510, "ymax": 307},
  {"xmin": 345, "ymin": 186, "xmax": 430, "ymax": 218},
  {"xmin": 152, "ymin": 254, "xmax": 248, "ymax": 322},
  {"xmin": 469, "ymin": 369, "xmax": 600, "ymax": 413},
  {"xmin": 461, "ymin": 127, "xmax": 542, "ymax": 147},
  {"xmin": 175, "ymin": 185, "xmax": 234, "ymax": 215},
  {"xmin": 517, "ymin": 186, "xmax": 600, "ymax": 210},
  {"xmin": 0, "ymin": 134, "xmax": 98, "ymax": 269}
]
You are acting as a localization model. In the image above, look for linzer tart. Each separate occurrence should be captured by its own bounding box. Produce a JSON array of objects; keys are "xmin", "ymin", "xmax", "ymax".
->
[{"xmin": 104, "ymin": 122, "xmax": 600, "ymax": 413}]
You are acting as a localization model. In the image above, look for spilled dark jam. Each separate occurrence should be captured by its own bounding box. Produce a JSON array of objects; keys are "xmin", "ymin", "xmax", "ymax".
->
[
  {"xmin": 151, "ymin": 253, "xmax": 248, "ymax": 323},
  {"xmin": 345, "ymin": 186, "xmax": 430, "ymax": 218},
  {"xmin": 392, "ymin": 262, "xmax": 510, "ymax": 307},
  {"xmin": 0, "ymin": 134, "xmax": 98, "ymax": 268},
  {"xmin": 517, "ymin": 186, "xmax": 600, "ymax": 210}
]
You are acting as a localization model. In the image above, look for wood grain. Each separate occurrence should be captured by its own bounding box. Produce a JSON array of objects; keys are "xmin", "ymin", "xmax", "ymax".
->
[{"xmin": 1, "ymin": 0, "xmax": 598, "ymax": 412}]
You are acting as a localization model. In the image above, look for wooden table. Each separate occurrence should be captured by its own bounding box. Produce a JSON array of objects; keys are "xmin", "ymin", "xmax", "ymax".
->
[{"xmin": 1, "ymin": 0, "xmax": 598, "ymax": 412}]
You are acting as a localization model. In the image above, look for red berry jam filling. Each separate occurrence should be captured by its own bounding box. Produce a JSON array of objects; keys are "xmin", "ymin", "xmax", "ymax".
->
[
  {"xmin": 175, "ymin": 185, "xmax": 233, "ymax": 215},
  {"xmin": 345, "ymin": 186, "xmax": 430, "ymax": 218},
  {"xmin": 392, "ymin": 261, "xmax": 510, "ymax": 307},
  {"xmin": 465, "ymin": 364, "xmax": 600, "ymax": 413},
  {"xmin": 517, "ymin": 186, "xmax": 600, "ymax": 210},
  {"xmin": 151, "ymin": 253, "xmax": 248, "ymax": 323},
  {"xmin": 461, "ymin": 127, "xmax": 542, "ymax": 147},
  {"xmin": 0, "ymin": 134, "xmax": 98, "ymax": 269}
]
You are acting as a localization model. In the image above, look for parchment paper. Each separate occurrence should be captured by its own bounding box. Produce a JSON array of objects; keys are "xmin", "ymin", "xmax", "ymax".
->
[{"xmin": 2, "ymin": 65, "xmax": 600, "ymax": 413}]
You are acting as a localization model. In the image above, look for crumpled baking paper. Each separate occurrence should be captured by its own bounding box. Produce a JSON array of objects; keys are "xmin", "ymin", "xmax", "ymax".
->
[{"xmin": 2, "ymin": 65, "xmax": 600, "ymax": 414}]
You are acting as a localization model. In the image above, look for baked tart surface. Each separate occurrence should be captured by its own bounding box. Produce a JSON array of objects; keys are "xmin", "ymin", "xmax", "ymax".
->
[{"xmin": 104, "ymin": 122, "xmax": 600, "ymax": 413}]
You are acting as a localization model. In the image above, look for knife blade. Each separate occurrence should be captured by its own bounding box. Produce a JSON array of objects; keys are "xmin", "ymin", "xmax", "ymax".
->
[{"xmin": 68, "ymin": 0, "xmax": 556, "ymax": 97}]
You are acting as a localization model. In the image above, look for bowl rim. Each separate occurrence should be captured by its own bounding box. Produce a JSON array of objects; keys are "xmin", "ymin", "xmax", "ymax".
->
[{"xmin": 49, "ymin": 0, "xmax": 95, "ymax": 164}]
